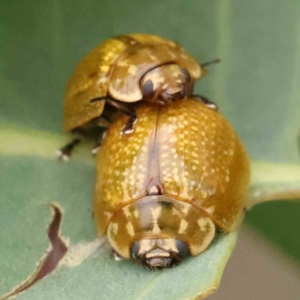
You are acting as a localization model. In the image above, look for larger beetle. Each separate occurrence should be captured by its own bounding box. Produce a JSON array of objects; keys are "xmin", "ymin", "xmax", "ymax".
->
[{"xmin": 93, "ymin": 97, "xmax": 250, "ymax": 269}]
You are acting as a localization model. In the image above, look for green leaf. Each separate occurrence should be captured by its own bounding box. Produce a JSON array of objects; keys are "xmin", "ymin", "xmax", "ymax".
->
[
  {"xmin": 1, "ymin": 1, "xmax": 300, "ymax": 299},
  {"xmin": 0, "ymin": 156, "xmax": 237, "ymax": 299},
  {"xmin": 0, "ymin": 133, "xmax": 238, "ymax": 300},
  {"xmin": 248, "ymin": 161, "xmax": 300, "ymax": 208}
]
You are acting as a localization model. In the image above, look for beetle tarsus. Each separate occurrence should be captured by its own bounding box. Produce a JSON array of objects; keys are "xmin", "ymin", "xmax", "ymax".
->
[
  {"xmin": 56, "ymin": 138, "xmax": 81, "ymax": 161},
  {"xmin": 91, "ymin": 146, "xmax": 100, "ymax": 155},
  {"xmin": 91, "ymin": 131, "xmax": 107, "ymax": 155},
  {"xmin": 121, "ymin": 115, "xmax": 137, "ymax": 136},
  {"xmin": 110, "ymin": 249, "xmax": 124, "ymax": 261},
  {"xmin": 192, "ymin": 94, "xmax": 218, "ymax": 111},
  {"xmin": 91, "ymin": 96, "xmax": 138, "ymax": 134}
]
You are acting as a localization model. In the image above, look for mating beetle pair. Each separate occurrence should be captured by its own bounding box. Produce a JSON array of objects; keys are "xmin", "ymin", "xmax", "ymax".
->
[{"xmin": 61, "ymin": 34, "xmax": 250, "ymax": 269}]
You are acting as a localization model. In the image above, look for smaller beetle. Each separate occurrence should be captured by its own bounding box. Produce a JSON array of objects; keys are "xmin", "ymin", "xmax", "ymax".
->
[
  {"xmin": 58, "ymin": 34, "xmax": 218, "ymax": 160},
  {"xmin": 93, "ymin": 97, "xmax": 250, "ymax": 269}
]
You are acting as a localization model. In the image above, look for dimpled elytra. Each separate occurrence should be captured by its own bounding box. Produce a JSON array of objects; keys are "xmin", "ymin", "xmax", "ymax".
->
[
  {"xmin": 63, "ymin": 33, "xmax": 205, "ymax": 132},
  {"xmin": 93, "ymin": 97, "xmax": 250, "ymax": 269}
]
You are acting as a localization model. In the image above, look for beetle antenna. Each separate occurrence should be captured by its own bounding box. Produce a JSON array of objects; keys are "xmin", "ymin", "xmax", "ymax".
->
[{"xmin": 200, "ymin": 59, "xmax": 221, "ymax": 68}]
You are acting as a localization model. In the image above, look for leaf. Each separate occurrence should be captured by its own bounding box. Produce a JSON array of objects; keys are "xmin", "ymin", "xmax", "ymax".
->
[
  {"xmin": 0, "ymin": 133, "xmax": 237, "ymax": 300},
  {"xmin": 0, "ymin": 155, "xmax": 96, "ymax": 298},
  {"xmin": 0, "ymin": 204, "xmax": 68, "ymax": 300},
  {"xmin": 247, "ymin": 161, "xmax": 300, "ymax": 209},
  {"xmin": 0, "ymin": 155, "xmax": 237, "ymax": 300},
  {"xmin": 1, "ymin": 1, "xmax": 300, "ymax": 299}
]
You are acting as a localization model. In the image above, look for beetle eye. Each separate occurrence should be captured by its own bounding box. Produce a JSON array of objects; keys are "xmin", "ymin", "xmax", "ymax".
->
[
  {"xmin": 175, "ymin": 239, "xmax": 190, "ymax": 259},
  {"xmin": 130, "ymin": 241, "xmax": 140, "ymax": 259},
  {"xmin": 142, "ymin": 79, "xmax": 154, "ymax": 97},
  {"xmin": 180, "ymin": 68, "xmax": 191, "ymax": 81}
]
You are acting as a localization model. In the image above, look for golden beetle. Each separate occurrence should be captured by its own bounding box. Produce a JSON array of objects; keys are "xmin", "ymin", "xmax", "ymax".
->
[
  {"xmin": 64, "ymin": 33, "xmax": 207, "ymax": 132},
  {"xmin": 94, "ymin": 97, "xmax": 250, "ymax": 269},
  {"xmin": 59, "ymin": 34, "xmax": 218, "ymax": 159}
]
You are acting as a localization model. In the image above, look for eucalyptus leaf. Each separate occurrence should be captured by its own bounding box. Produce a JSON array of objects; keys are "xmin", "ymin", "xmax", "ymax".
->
[{"xmin": 0, "ymin": 153, "xmax": 236, "ymax": 300}]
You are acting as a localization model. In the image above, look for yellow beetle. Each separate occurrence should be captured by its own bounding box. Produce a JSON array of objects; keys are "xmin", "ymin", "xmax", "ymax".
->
[
  {"xmin": 93, "ymin": 97, "xmax": 250, "ymax": 269},
  {"xmin": 64, "ymin": 33, "xmax": 207, "ymax": 132},
  {"xmin": 58, "ymin": 34, "xmax": 218, "ymax": 160}
]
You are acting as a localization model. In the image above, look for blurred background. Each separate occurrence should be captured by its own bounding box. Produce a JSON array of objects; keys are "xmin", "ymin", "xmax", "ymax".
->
[{"xmin": 1, "ymin": 1, "xmax": 300, "ymax": 299}]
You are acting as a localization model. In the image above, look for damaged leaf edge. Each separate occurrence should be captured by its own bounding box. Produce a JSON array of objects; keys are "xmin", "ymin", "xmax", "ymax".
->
[{"xmin": 0, "ymin": 203, "xmax": 68, "ymax": 300}]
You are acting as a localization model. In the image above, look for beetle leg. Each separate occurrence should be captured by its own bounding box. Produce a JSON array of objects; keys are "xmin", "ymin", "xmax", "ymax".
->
[
  {"xmin": 103, "ymin": 98, "xmax": 137, "ymax": 135},
  {"xmin": 91, "ymin": 130, "xmax": 107, "ymax": 155},
  {"xmin": 56, "ymin": 138, "xmax": 81, "ymax": 161},
  {"xmin": 121, "ymin": 114, "xmax": 137, "ymax": 136},
  {"xmin": 110, "ymin": 249, "xmax": 124, "ymax": 261},
  {"xmin": 90, "ymin": 96, "xmax": 138, "ymax": 135},
  {"xmin": 192, "ymin": 94, "xmax": 218, "ymax": 111}
]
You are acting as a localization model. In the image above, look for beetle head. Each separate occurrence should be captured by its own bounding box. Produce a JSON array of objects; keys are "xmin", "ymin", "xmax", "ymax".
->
[
  {"xmin": 140, "ymin": 64, "xmax": 193, "ymax": 105},
  {"xmin": 130, "ymin": 238, "xmax": 190, "ymax": 270}
]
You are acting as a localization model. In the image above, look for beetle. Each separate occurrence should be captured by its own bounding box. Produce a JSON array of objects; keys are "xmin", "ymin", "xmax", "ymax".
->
[
  {"xmin": 93, "ymin": 97, "xmax": 250, "ymax": 269},
  {"xmin": 58, "ymin": 34, "xmax": 219, "ymax": 160}
]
